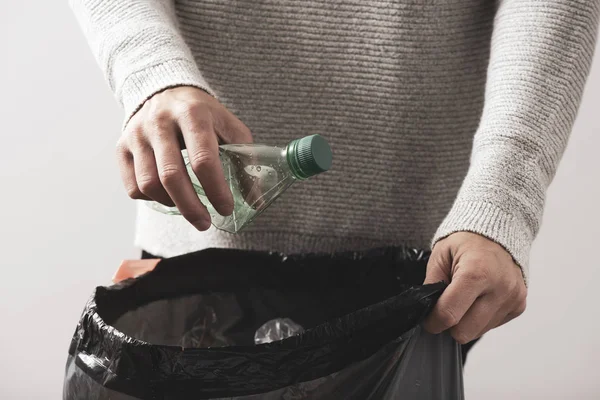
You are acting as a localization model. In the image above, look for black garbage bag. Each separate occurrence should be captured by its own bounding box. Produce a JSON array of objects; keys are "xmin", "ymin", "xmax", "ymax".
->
[{"xmin": 63, "ymin": 247, "xmax": 464, "ymax": 399}]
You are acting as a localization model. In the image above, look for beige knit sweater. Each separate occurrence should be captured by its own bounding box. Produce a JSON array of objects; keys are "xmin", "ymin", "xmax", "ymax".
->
[{"xmin": 70, "ymin": 0, "xmax": 599, "ymax": 283}]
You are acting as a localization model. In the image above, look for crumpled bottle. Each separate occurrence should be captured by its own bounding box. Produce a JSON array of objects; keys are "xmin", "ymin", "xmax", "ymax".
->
[
  {"xmin": 254, "ymin": 318, "xmax": 304, "ymax": 344},
  {"xmin": 147, "ymin": 135, "xmax": 332, "ymax": 233}
]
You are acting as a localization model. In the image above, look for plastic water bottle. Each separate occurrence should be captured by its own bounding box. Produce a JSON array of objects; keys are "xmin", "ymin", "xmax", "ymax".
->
[
  {"xmin": 254, "ymin": 318, "xmax": 304, "ymax": 344},
  {"xmin": 147, "ymin": 134, "xmax": 332, "ymax": 233}
]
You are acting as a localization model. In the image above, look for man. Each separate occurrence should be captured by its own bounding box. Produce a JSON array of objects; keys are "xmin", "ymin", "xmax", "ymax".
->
[{"xmin": 70, "ymin": 0, "xmax": 599, "ymax": 359}]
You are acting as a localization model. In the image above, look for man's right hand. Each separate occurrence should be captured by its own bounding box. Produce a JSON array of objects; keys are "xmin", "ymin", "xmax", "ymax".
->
[{"xmin": 116, "ymin": 86, "xmax": 253, "ymax": 231}]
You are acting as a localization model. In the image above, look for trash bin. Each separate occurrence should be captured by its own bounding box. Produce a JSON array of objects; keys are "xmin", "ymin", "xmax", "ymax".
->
[{"xmin": 63, "ymin": 246, "xmax": 464, "ymax": 399}]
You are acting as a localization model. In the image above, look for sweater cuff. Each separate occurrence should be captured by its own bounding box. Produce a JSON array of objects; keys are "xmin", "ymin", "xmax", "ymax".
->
[
  {"xmin": 431, "ymin": 200, "xmax": 532, "ymax": 285},
  {"xmin": 118, "ymin": 58, "xmax": 216, "ymax": 127}
]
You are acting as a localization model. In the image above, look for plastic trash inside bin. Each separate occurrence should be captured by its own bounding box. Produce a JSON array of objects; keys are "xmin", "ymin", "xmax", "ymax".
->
[{"xmin": 254, "ymin": 318, "xmax": 304, "ymax": 344}]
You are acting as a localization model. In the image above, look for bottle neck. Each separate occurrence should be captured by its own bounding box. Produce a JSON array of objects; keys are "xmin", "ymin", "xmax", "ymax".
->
[{"xmin": 285, "ymin": 142, "xmax": 309, "ymax": 180}]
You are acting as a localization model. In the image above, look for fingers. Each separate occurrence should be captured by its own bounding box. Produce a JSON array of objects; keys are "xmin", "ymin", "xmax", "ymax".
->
[
  {"xmin": 423, "ymin": 250, "xmax": 451, "ymax": 285},
  {"xmin": 422, "ymin": 232, "xmax": 528, "ymax": 343},
  {"xmin": 116, "ymin": 86, "xmax": 255, "ymax": 231},
  {"xmin": 496, "ymin": 309, "xmax": 522, "ymax": 328},
  {"xmin": 151, "ymin": 125, "xmax": 212, "ymax": 231},
  {"xmin": 423, "ymin": 267, "xmax": 489, "ymax": 335},
  {"xmin": 221, "ymin": 112, "xmax": 253, "ymax": 144},
  {"xmin": 481, "ymin": 287, "xmax": 527, "ymax": 335},
  {"xmin": 130, "ymin": 139, "xmax": 174, "ymax": 207},
  {"xmin": 426, "ymin": 268, "xmax": 526, "ymax": 343},
  {"xmin": 178, "ymin": 104, "xmax": 234, "ymax": 216},
  {"xmin": 218, "ymin": 112, "xmax": 261, "ymax": 208},
  {"xmin": 449, "ymin": 296, "xmax": 497, "ymax": 344},
  {"xmin": 116, "ymin": 140, "xmax": 150, "ymax": 201},
  {"xmin": 423, "ymin": 263, "xmax": 448, "ymax": 286}
]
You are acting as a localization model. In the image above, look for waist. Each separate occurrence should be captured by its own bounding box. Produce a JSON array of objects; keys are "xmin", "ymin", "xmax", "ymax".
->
[{"xmin": 134, "ymin": 187, "xmax": 457, "ymax": 259}]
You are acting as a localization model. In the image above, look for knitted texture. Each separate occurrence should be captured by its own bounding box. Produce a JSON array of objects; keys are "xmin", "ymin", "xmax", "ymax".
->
[{"xmin": 71, "ymin": 0, "xmax": 600, "ymax": 283}]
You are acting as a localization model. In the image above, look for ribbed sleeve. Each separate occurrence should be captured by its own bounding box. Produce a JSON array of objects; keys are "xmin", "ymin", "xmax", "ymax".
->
[
  {"xmin": 432, "ymin": 0, "xmax": 600, "ymax": 284},
  {"xmin": 69, "ymin": 0, "xmax": 215, "ymax": 124}
]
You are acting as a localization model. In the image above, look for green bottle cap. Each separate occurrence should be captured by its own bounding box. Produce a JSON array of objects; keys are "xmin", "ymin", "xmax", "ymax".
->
[{"xmin": 286, "ymin": 134, "xmax": 332, "ymax": 179}]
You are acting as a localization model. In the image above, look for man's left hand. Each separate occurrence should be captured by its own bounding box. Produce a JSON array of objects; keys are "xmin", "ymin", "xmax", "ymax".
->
[{"xmin": 423, "ymin": 232, "xmax": 527, "ymax": 344}]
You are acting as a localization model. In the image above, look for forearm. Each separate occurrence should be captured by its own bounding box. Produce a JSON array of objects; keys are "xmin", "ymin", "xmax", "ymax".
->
[
  {"xmin": 433, "ymin": 0, "xmax": 600, "ymax": 283},
  {"xmin": 69, "ymin": 0, "xmax": 214, "ymax": 123}
]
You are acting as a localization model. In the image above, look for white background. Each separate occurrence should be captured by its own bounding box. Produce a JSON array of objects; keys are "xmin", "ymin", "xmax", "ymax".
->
[{"xmin": 0, "ymin": 2, "xmax": 598, "ymax": 399}]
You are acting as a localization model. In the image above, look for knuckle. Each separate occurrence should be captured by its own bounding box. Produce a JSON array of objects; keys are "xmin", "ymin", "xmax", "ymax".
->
[
  {"xmin": 123, "ymin": 123, "xmax": 146, "ymax": 145},
  {"xmin": 462, "ymin": 267, "xmax": 490, "ymax": 285},
  {"xmin": 137, "ymin": 175, "xmax": 161, "ymax": 194},
  {"xmin": 431, "ymin": 240, "xmax": 447, "ymax": 254},
  {"xmin": 515, "ymin": 299, "xmax": 527, "ymax": 316},
  {"xmin": 189, "ymin": 150, "xmax": 216, "ymax": 171},
  {"xmin": 514, "ymin": 288, "xmax": 527, "ymax": 315},
  {"xmin": 151, "ymin": 108, "xmax": 171, "ymax": 123},
  {"xmin": 126, "ymin": 185, "xmax": 143, "ymax": 199},
  {"xmin": 158, "ymin": 165, "xmax": 183, "ymax": 185},
  {"xmin": 465, "ymin": 253, "xmax": 490, "ymax": 268},
  {"xmin": 497, "ymin": 277, "xmax": 517, "ymax": 298},
  {"xmin": 180, "ymin": 100, "xmax": 204, "ymax": 114},
  {"xmin": 176, "ymin": 101, "xmax": 210, "ymax": 122},
  {"xmin": 437, "ymin": 306, "xmax": 460, "ymax": 328},
  {"xmin": 177, "ymin": 102, "xmax": 213, "ymax": 128},
  {"xmin": 510, "ymin": 277, "xmax": 526, "ymax": 299},
  {"xmin": 517, "ymin": 284, "xmax": 527, "ymax": 301},
  {"xmin": 116, "ymin": 138, "xmax": 129, "ymax": 155},
  {"xmin": 146, "ymin": 98, "xmax": 171, "ymax": 121}
]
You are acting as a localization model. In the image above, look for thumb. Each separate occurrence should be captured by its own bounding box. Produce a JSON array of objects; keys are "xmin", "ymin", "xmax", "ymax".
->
[{"xmin": 423, "ymin": 251, "xmax": 451, "ymax": 285}]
